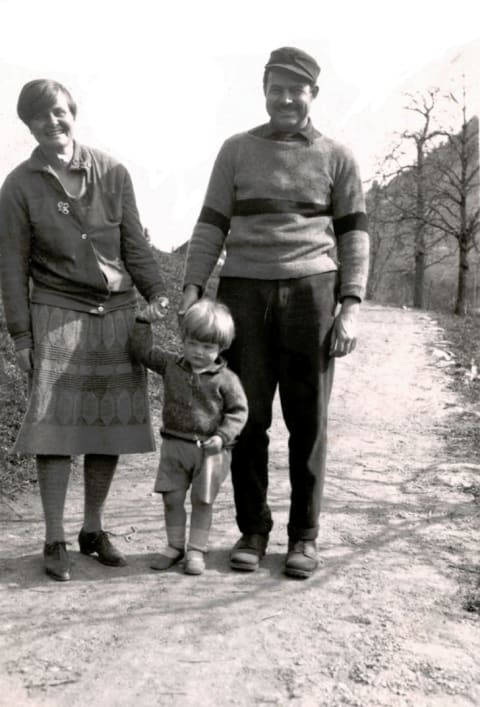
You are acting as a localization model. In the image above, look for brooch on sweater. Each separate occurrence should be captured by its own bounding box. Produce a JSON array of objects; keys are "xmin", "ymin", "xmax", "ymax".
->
[{"xmin": 57, "ymin": 201, "xmax": 70, "ymax": 215}]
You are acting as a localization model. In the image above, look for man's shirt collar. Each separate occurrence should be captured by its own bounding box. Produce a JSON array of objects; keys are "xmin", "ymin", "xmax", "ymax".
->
[{"xmin": 249, "ymin": 120, "xmax": 321, "ymax": 144}]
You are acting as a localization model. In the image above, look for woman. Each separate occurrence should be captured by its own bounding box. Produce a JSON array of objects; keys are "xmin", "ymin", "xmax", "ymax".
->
[{"xmin": 0, "ymin": 79, "xmax": 168, "ymax": 581}]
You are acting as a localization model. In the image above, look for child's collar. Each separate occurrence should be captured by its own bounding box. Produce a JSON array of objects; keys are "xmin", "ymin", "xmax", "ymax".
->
[{"xmin": 177, "ymin": 355, "xmax": 226, "ymax": 374}]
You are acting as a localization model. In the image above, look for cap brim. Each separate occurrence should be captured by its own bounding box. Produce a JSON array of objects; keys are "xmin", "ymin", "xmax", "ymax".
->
[{"xmin": 265, "ymin": 62, "xmax": 315, "ymax": 82}]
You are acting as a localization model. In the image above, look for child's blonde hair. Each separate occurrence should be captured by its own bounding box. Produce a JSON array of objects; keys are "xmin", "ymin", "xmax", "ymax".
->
[{"xmin": 181, "ymin": 298, "xmax": 235, "ymax": 351}]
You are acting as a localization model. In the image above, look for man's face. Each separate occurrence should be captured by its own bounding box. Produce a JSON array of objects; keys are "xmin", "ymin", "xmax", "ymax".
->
[{"xmin": 264, "ymin": 68, "xmax": 318, "ymax": 132}]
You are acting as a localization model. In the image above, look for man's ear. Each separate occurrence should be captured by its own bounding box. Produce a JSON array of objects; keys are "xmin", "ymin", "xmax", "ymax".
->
[{"xmin": 312, "ymin": 85, "xmax": 319, "ymax": 99}]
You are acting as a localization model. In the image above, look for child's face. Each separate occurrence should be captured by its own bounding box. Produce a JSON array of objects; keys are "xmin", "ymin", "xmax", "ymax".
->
[{"xmin": 183, "ymin": 337, "xmax": 221, "ymax": 370}]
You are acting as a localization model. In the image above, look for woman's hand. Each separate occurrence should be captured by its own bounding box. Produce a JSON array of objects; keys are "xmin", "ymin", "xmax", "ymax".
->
[
  {"xmin": 16, "ymin": 348, "xmax": 33, "ymax": 373},
  {"xmin": 137, "ymin": 296, "xmax": 169, "ymax": 323}
]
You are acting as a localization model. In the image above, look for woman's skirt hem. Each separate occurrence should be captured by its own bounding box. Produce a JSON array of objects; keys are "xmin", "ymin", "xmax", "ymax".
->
[{"xmin": 13, "ymin": 422, "xmax": 156, "ymax": 456}]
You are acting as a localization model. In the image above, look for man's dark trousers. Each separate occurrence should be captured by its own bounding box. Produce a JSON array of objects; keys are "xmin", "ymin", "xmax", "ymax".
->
[{"xmin": 218, "ymin": 272, "xmax": 337, "ymax": 542}]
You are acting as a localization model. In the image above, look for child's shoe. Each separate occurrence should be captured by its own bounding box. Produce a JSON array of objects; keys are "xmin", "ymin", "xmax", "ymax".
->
[
  {"xmin": 150, "ymin": 546, "xmax": 184, "ymax": 571},
  {"xmin": 184, "ymin": 549, "xmax": 205, "ymax": 575}
]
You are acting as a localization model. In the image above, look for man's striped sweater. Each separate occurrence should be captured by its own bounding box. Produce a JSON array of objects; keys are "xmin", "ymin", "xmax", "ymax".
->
[{"xmin": 184, "ymin": 123, "xmax": 369, "ymax": 301}]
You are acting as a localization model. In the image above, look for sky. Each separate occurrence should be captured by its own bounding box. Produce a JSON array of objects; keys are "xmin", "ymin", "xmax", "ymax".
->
[{"xmin": 1, "ymin": 0, "xmax": 480, "ymax": 250}]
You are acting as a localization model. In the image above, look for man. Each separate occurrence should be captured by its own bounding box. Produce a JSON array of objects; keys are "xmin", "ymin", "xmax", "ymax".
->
[{"xmin": 181, "ymin": 47, "xmax": 369, "ymax": 579}]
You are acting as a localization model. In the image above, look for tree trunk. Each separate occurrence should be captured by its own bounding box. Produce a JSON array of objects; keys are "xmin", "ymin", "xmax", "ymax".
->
[
  {"xmin": 413, "ymin": 247, "xmax": 425, "ymax": 308},
  {"xmin": 455, "ymin": 241, "xmax": 468, "ymax": 315},
  {"xmin": 454, "ymin": 113, "xmax": 471, "ymax": 316},
  {"xmin": 455, "ymin": 185, "xmax": 469, "ymax": 315},
  {"xmin": 413, "ymin": 146, "xmax": 426, "ymax": 309}
]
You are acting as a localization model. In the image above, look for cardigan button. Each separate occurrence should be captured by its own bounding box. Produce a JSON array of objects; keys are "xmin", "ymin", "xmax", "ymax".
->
[
  {"xmin": 81, "ymin": 233, "xmax": 87, "ymax": 240},
  {"xmin": 97, "ymin": 305, "xmax": 105, "ymax": 313}
]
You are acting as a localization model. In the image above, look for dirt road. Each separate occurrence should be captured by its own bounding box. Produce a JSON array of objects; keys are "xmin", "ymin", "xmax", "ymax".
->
[{"xmin": 1, "ymin": 303, "xmax": 480, "ymax": 706}]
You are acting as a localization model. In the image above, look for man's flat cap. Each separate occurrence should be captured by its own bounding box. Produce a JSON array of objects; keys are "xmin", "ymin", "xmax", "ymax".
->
[{"xmin": 265, "ymin": 47, "xmax": 320, "ymax": 83}]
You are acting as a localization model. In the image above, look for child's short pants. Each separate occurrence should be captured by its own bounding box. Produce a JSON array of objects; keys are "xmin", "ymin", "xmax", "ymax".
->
[{"xmin": 154, "ymin": 437, "xmax": 231, "ymax": 504}]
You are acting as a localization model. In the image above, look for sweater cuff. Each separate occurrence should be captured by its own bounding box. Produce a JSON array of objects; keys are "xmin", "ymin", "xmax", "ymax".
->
[
  {"xmin": 338, "ymin": 285, "xmax": 364, "ymax": 303},
  {"xmin": 14, "ymin": 333, "xmax": 33, "ymax": 352},
  {"xmin": 339, "ymin": 294, "xmax": 361, "ymax": 304},
  {"xmin": 145, "ymin": 285, "xmax": 167, "ymax": 302},
  {"xmin": 182, "ymin": 283, "xmax": 203, "ymax": 296}
]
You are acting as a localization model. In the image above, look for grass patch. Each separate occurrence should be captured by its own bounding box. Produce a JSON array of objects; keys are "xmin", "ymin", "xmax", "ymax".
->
[
  {"xmin": 435, "ymin": 310, "xmax": 480, "ymax": 614},
  {"xmin": 0, "ymin": 318, "xmax": 32, "ymax": 498}
]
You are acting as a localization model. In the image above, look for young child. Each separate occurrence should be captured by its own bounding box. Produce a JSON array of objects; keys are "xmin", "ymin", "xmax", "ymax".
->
[{"xmin": 130, "ymin": 298, "xmax": 248, "ymax": 575}]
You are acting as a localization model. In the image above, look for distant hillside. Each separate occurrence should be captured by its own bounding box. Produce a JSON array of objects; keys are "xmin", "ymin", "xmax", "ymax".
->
[{"xmin": 366, "ymin": 115, "xmax": 480, "ymax": 312}]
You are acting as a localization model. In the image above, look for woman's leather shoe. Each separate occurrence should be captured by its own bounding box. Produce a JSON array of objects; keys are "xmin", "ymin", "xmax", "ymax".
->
[
  {"xmin": 78, "ymin": 529, "xmax": 127, "ymax": 567},
  {"xmin": 44, "ymin": 541, "xmax": 71, "ymax": 581}
]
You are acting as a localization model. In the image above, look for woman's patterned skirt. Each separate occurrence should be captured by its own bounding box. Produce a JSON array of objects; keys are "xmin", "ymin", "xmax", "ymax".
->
[{"xmin": 14, "ymin": 304, "xmax": 155, "ymax": 456}]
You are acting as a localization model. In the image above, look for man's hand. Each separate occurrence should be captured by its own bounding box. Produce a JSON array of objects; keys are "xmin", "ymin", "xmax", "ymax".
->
[
  {"xmin": 329, "ymin": 298, "xmax": 360, "ymax": 358},
  {"xmin": 178, "ymin": 285, "xmax": 201, "ymax": 320},
  {"xmin": 201, "ymin": 435, "xmax": 223, "ymax": 455},
  {"xmin": 16, "ymin": 348, "xmax": 33, "ymax": 373}
]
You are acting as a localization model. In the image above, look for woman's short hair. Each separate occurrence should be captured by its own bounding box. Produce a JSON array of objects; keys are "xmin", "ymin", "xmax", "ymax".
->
[
  {"xmin": 181, "ymin": 298, "xmax": 235, "ymax": 351},
  {"xmin": 17, "ymin": 79, "xmax": 77, "ymax": 125}
]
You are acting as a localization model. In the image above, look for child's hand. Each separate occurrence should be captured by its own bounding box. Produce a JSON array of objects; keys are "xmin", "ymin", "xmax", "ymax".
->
[
  {"xmin": 201, "ymin": 435, "xmax": 223, "ymax": 455},
  {"xmin": 137, "ymin": 296, "xmax": 169, "ymax": 323}
]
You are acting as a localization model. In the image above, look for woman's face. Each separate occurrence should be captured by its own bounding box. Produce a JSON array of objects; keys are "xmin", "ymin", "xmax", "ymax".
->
[{"xmin": 28, "ymin": 91, "xmax": 75, "ymax": 152}]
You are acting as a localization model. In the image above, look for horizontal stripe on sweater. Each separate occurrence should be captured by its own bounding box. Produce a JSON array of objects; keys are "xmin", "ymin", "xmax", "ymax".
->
[
  {"xmin": 198, "ymin": 206, "xmax": 230, "ymax": 235},
  {"xmin": 198, "ymin": 202, "xmax": 367, "ymax": 237},
  {"xmin": 333, "ymin": 211, "xmax": 368, "ymax": 236},
  {"xmin": 232, "ymin": 198, "xmax": 332, "ymax": 218}
]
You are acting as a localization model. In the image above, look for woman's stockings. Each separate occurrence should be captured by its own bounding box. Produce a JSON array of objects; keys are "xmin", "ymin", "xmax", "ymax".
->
[
  {"xmin": 36, "ymin": 454, "xmax": 71, "ymax": 543},
  {"xmin": 83, "ymin": 454, "xmax": 118, "ymax": 532}
]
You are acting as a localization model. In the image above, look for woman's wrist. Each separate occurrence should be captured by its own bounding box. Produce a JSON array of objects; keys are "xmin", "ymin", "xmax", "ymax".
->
[{"xmin": 149, "ymin": 295, "xmax": 169, "ymax": 309}]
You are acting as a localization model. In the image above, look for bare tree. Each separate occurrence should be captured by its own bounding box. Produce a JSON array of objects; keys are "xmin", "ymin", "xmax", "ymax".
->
[
  {"xmin": 379, "ymin": 89, "xmax": 446, "ymax": 308},
  {"xmin": 425, "ymin": 85, "xmax": 480, "ymax": 314},
  {"xmin": 369, "ymin": 86, "xmax": 480, "ymax": 312}
]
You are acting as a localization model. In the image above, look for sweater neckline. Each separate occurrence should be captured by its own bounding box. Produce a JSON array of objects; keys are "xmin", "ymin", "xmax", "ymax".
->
[{"xmin": 245, "ymin": 132, "xmax": 322, "ymax": 148}]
